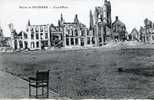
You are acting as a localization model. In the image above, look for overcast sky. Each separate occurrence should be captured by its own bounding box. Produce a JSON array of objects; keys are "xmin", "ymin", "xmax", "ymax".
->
[{"xmin": 0, "ymin": 0, "xmax": 154, "ymax": 37}]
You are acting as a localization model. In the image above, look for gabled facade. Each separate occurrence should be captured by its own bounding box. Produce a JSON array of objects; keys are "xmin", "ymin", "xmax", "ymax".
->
[
  {"xmin": 63, "ymin": 14, "xmax": 92, "ymax": 48},
  {"xmin": 112, "ymin": 16, "xmax": 127, "ymax": 41},
  {"xmin": 130, "ymin": 28, "xmax": 140, "ymax": 41}
]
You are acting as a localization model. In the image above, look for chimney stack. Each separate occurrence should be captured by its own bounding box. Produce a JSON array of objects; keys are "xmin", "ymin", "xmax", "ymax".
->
[{"xmin": 116, "ymin": 16, "xmax": 118, "ymax": 20}]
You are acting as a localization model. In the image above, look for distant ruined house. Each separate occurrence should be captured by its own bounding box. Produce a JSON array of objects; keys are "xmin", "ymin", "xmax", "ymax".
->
[
  {"xmin": 0, "ymin": 26, "xmax": 11, "ymax": 47},
  {"xmin": 139, "ymin": 26, "xmax": 146, "ymax": 43},
  {"xmin": 0, "ymin": 37, "xmax": 11, "ymax": 47},
  {"xmin": 139, "ymin": 18, "xmax": 154, "ymax": 44},
  {"xmin": 112, "ymin": 16, "xmax": 127, "ymax": 41},
  {"xmin": 130, "ymin": 28, "xmax": 140, "ymax": 41},
  {"xmin": 144, "ymin": 18, "xmax": 154, "ymax": 44}
]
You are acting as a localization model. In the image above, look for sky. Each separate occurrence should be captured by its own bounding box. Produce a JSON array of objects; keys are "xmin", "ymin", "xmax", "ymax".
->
[{"xmin": 0, "ymin": 0, "xmax": 154, "ymax": 37}]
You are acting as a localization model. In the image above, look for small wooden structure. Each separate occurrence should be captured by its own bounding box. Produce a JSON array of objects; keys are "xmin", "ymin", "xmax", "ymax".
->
[{"xmin": 28, "ymin": 70, "xmax": 49, "ymax": 98}]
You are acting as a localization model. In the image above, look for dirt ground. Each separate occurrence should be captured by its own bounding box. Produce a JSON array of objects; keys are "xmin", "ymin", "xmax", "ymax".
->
[{"xmin": 1, "ymin": 47, "xmax": 154, "ymax": 99}]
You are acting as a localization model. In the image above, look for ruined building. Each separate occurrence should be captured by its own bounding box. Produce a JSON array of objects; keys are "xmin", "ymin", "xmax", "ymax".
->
[
  {"xmin": 90, "ymin": 0, "xmax": 112, "ymax": 46},
  {"xmin": 9, "ymin": 0, "xmax": 128, "ymax": 50},
  {"xmin": 26, "ymin": 21, "xmax": 51, "ymax": 50},
  {"xmin": 9, "ymin": 21, "xmax": 51, "ymax": 50},
  {"xmin": 50, "ymin": 14, "xmax": 64, "ymax": 48},
  {"xmin": 59, "ymin": 14, "xmax": 91, "ymax": 48},
  {"xmin": 129, "ymin": 28, "xmax": 140, "ymax": 41},
  {"xmin": 112, "ymin": 16, "xmax": 127, "ymax": 41},
  {"xmin": 0, "ymin": 26, "xmax": 11, "ymax": 47},
  {"xmin": 139, "ymin": 18, "xmax": 154, "ymax": 44}
]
